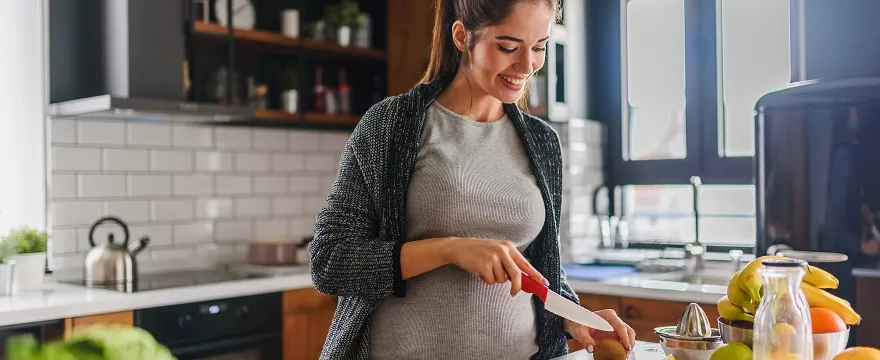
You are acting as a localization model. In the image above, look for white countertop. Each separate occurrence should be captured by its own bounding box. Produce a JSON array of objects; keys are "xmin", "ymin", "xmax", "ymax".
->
[
  {"xmin": 553, "ymin": 341, "xmax": 666, "ymax": 360},
  {"xmin": 568, "ymin": 277, "xmax": 725, "ymax": 305},
  {"xmin": 0, "ymin": 267, "xmax": 314, "ymax": 327},
  {"xmin": 853, "ymin": 267, "xmax": 880, "ymax": 278}
]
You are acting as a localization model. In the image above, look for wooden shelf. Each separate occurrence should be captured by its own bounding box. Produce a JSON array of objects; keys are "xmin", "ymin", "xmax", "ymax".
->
[
  {"xmin": 254, "ymin": 109, "xmax": 298, "ymax": 121},
  {"xmin": 191, "ymin": 21, "xmax": 386, "ymax": 61},
  {"xmin": 304, "ymin": 112, "xmax": 361, "ymax": 127}
]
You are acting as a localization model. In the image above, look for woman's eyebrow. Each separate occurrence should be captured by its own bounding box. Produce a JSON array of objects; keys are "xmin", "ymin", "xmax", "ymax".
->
[{"xmin": 495, "ymin": 35, "xmax": 551, "ymax": 43}]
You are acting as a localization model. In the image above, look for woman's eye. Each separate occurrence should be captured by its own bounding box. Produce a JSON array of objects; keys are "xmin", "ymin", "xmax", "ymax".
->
[
  {"xmin": 533, "ymin": 47, "xmax": 547, "ymax": 53},
  {"xmin": 497, "ymin": 44, "xmax": 517, "ymax": 54}
]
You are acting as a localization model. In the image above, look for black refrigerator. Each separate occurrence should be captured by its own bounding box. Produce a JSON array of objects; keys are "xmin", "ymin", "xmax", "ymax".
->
[{"xmin": 755, "ymin": 76, "xmax": 880, "ymax": 346}]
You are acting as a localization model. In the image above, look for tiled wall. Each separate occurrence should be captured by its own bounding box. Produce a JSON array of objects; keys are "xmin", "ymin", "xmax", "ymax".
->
[
  {"xmin": 49, "ymin": 117, "xmax": 348, "ymax": 274},
  {"xmin": 557, "ymin": 119, "xmax": 606, "ymax": 262},
  {"xmin": 47, "ymin": 116, "xmax": 605, "ymax": 274}
]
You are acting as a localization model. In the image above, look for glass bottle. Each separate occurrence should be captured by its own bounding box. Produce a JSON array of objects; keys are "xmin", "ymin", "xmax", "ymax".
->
[{"xmin": 753, "ymin": 258, "xmax": 813, "ymax": 360}]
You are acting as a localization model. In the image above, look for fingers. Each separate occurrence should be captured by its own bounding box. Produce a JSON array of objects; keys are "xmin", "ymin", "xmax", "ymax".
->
[
  {"xmin": 564, "ymin": 319, "xmax": 596, "ymax": 352},
  {"xmin": 493, "ymin": 260, "xmax": 508, "ymax": 284},
  {"xmin": 500, "ymin": 251, "xmax": 522, "ymax": 296},
  {"xmin": 594, "ymin": 309, "xmax": 633, "ymax": 351},
  {"xmin": 626, "ymin": 323, "xmax": 636, "ymax": 350},
  {"xmin": 508, "ymin": 243, "xmax": 547, "ymax": 286}
]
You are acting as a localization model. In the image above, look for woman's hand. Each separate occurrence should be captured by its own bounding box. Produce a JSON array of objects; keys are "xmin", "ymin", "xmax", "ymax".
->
[
  {"xmin": 564, "ymin": 309, "xmax": 636, "ymax": 353},
  {"xmin": 442, "ymin": 237, "xmax": 547, "ymax": 296}
]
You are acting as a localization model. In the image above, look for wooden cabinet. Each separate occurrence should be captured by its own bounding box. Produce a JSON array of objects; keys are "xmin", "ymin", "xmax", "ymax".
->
[
  {"xmin": 64, "ymin": 310, "xmax": 133, "ymax": 337},
  {"xmin": 387, "ymin": 0, "xmax": 434, "ymax": 96},
  {"xmin": 283, "ymin": 288, "xmax": 338, "ymax": 360}
]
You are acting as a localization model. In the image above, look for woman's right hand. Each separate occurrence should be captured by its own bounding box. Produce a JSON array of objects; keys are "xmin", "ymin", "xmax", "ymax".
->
[{"xmin": 442, "ymin": 237, "xmax": 548, "ymax": 296}]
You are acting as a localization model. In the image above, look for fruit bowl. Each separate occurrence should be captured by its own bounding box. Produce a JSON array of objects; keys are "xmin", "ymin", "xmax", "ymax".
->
[{"xmin": 717, "ymin": 317, "xmax": 850, "ymax": 360}]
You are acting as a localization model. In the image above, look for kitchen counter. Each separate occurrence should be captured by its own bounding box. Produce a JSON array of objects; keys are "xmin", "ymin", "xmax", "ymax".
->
[
  {"xmin": 0, "ymin": 267, "xmax": 313, "ymax": 326},
  {"xmin": 553, "ymin": 341, "xmax": 666, "ymax": 359},
  {"xmin": 568, "ymin": 278, "xmax": 724, "ymax": 304},
  {"xmin": 853, "ymin": 267, "xmax": 880, "ymax": 278}
]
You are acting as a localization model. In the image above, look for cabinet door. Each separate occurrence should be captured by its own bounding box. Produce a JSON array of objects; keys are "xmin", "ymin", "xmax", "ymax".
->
[
  {"xmin": 64, "ymin": 311, "xmax": 133, "ymax": 337},
  {"xmin": 283, "ymin": 289, "xmax": 338, "ymax": 360},
  {"xmin": 386, "ymin": 0, "xmax": 434, "ymax": 95},
  {"xmin": 620, "ymin": 297, "xmax": 720, "ymax": 341}
]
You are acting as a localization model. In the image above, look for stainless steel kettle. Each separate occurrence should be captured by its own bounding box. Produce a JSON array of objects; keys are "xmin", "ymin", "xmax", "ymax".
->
[{"xmin": 85, "ymin": 217, "xmax": 149, "ymax": 285}]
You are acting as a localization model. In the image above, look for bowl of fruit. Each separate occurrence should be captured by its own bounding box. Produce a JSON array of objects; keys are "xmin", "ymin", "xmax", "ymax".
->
[{"xmin": 717, "ymin": 256, "xmax": 860, "ymax": 360}]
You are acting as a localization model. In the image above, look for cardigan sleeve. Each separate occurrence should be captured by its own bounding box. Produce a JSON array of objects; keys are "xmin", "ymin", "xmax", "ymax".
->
[{"xmin": 309, "ymin": 110, "xmax": 406, "ymax": 299}]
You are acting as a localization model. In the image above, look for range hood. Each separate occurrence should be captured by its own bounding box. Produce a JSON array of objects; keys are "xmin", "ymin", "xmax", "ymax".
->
[{"xmin": 49, "ymin": 0, "xmax": 253, "ymax": 122}]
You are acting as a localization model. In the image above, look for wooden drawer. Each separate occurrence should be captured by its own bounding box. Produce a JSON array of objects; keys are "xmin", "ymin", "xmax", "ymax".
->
[
  {"xmin": 621, "ymin": 297, "xmax": 719, "ymax": 324},
  {"xmin": 578, "ymin": 294, "xmax": 621, "ymax": 313},
  {"xmin": 283, "ymin": 310, "xmax": 336, "ymax": 360},
  {"xmin": 283, "ymin": 288, "xmax": 337, "ymax": 315},
  {"xmin": 64, "ymin": 311, "xmax": 133, "ymax": 337}
]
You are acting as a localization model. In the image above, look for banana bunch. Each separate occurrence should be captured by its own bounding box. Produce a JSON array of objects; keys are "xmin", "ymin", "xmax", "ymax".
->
[{"xmin": 718, "ymin": 255, "xmax": 861, "ymax": 326}]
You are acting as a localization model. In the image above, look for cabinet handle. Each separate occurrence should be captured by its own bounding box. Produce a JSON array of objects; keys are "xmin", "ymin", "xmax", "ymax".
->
[{"xmin": 623, "ymin": 305, "xmax": 639, "ymax": 319}]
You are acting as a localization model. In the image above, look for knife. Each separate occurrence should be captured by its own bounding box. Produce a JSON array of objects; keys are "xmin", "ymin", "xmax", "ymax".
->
[{"xmin": 520, "ymin": 273, "xmax": 615, "ymax": 332}]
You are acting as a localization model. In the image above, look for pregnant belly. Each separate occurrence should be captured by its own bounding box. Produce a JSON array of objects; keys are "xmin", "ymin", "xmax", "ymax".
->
[{"xmin": 369, "ymin": 265, "xmax": 539, "ymax": 360}]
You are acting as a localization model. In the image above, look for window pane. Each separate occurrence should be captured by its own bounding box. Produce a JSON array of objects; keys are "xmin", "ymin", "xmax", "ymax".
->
[
  {"xmin": 621, "ymin": 185, "xmax": 756, "ymax": 245},
  {"xmin": 720, "ymin": 0, "xmax": 791, "ymax": 157},
  {"xmin": 625, "ymin": 0, "xmax": 686, "ymax": 160}
]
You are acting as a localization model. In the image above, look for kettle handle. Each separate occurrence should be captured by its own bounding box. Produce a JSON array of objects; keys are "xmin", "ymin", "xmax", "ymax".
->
[{"xmin": 88, "ymin": 216, "xmax": 130, "ymax": 248}]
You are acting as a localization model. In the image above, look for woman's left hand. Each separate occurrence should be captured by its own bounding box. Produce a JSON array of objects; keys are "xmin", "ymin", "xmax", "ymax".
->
[{"xmin": 564, "ymin": 309, "xmax": 636, "ymax": 353}]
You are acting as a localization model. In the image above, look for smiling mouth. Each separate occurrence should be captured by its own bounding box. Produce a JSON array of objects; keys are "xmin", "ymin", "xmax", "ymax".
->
[{"xmin": 499, "ymin": 74, "xmax": 527, "ymax": 86}]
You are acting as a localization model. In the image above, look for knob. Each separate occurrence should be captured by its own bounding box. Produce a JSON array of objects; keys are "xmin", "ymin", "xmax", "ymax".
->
[{"xmin": 177, "ymin": 314, "xmax": 192, "ymax": 329}]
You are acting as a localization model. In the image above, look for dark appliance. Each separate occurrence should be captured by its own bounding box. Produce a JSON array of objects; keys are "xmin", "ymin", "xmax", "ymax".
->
[
  {"xmin": 60, "ymin": 269, "xmax": 268, "ymax": 293},
  {"xmin": 755, "ymin": 76, "xmax": 880, "ymax": 346},
  {"xmin": 0, "ymin": 320, "xmax": 64, "ymax": 358},
  {"xmin": 135, "ymin": 293, "xmax": 282, "ymax": 360}
]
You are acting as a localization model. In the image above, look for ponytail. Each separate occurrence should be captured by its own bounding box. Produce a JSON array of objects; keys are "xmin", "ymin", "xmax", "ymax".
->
[{"xmin": 419, "ymin": 0, "xmax": 460, "ymax": 84}]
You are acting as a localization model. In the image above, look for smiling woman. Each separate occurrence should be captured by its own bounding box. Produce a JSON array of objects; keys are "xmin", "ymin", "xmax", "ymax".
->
[{"xmin": 308, "ymin": 0, "xmax": 635, "ymax": 359}]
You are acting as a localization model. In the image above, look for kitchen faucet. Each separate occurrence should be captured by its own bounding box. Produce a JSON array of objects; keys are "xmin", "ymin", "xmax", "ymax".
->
[{"xmin": 685, "ymin": 176, "xmax": 705, "ymax": 275}]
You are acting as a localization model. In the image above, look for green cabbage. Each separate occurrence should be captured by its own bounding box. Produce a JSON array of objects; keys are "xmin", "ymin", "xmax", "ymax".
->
[{"xmin": 6, "ymin": 325, "xmax": 176, "ymax": 360}]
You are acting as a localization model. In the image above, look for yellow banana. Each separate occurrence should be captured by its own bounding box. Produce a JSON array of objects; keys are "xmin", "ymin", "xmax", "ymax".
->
[
  {"xmin": 718, "ymin": 295, "xmax": 755, "ymax": 323},
  {"xmin": 802, "ymin": 264, "xmax": 839, "ymax": 289},
  {"xmin": 801, "ymin": 282, "xmax": 861, "ymax": 325},
  {"xmin": 738, "ymin": 255, "xmax": 787, "ymax": 301},
  {"xmin": 727, "ymin": 270, "xmax": 757, "ymax": 314}
]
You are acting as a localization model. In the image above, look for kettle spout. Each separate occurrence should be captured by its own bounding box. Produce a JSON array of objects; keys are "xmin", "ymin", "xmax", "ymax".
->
[{"xmin": 130, "ymin": 236, "xmax": 150, "ymax": 256}]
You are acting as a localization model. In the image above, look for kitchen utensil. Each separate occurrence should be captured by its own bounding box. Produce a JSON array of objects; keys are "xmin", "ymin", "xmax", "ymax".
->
[
  {"xmin": 85, "ymin": 217, "xmax": 149, "ymax": 285},
  {"xmin": 282, "ymin": 9, "xmax": 300, "ymax": 38},
  {"xmin": 655, "ymin": 303, "xmax": 723, "ymax": 360},
  {"xmin": 247, "ymin": 239, "xmax": 300, "ymax": 265},
  {"xmin": 520, "ymin": 273, "xmax": 614, "ymax": 331},
  {"xmin": 718, "ymin": 318, "xmax": 849, "ymax": 360}
]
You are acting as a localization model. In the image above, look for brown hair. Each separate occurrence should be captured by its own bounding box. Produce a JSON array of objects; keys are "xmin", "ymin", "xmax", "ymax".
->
[{"xmin": 419, "ymin": 0, "xmax": 561, "ymax": 110}]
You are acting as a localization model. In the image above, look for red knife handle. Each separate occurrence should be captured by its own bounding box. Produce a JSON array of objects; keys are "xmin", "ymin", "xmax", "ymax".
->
[{"xmin": 520, "ymin": 273, "xmax": 548, "ymax": 302}]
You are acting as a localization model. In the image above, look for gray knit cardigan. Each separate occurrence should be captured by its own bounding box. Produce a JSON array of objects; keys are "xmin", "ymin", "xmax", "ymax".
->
[{"xmin": 309, "ymin": 77, "xmax": 579, "ymax": 360}]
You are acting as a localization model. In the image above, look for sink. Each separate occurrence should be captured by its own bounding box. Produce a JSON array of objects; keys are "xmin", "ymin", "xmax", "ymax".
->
[{"xmin": 641, "ymin": 269, "xmax": 735, "ymax": 287}]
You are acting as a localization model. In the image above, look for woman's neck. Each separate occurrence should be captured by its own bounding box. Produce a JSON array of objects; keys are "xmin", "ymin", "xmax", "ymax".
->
[{"xmin": 434, "ymin": 70, "xmax": 505, "ymax": 122}]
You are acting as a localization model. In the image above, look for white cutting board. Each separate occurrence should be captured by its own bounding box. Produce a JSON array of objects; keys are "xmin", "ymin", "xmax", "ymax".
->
[{"xmin": 553, "ymin": 341, "xmax": 667, "ymax": 360}]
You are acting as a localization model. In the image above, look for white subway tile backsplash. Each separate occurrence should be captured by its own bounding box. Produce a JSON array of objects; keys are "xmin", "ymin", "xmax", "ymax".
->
[
  {"xmin": 215, "ymin": 128, "xmax": 252, "ymax": 149},
  {"xmin": 196, "ymin": 151, "xmax": 233, "ymax": 172},
  {"xmin": 50, "ymin": 253, "xmax": 86, "ymax": 272},
  {"xmin": 54, "ymin": 147, "xmax": 101, "ymax": 171},
  {"xmin": 128, "ymin": 123, "xmax": 172, "ymax": 147},
  {"xmin": 215, "ymin": 220, "xmax": 253, "ymax": 242},
  {"xmin": 52, "ymin": 201, "xmax": 102, "ymax": 226},
  {"xmin": 78, "ymin": 225, "xmax": 112, "ymax": 251},
  {"xmin": 235, "ymin": 153, "xmax": 270, "ymax": 172},
  {"xmin": 271, "ymin": 154, "xmax": 303, "ymax": 172},
  {"xmin": 216, "ymin": 176, "xmax": 251, "ymax": 195},
  {"xmin": 152, "ymin": 200, "xmax": 194, "ymax": 221},
  {"xmin": 320, "ymin": 132, "xmax": 350, "ymax": 152},
  {"xmin": 104, "ymin": 149, "xmax": 149, "ymax": 171},
  {"xmin": 78, "ymin": 120, "xmax": 125, "ymax": 145},
  {"xmin": 305, "ymin": 197, "xmax": 327, "ymax": 216},
  {"xmin": 150, "ymin": 246, "xmax": 198, "ymax": 262},
  {"xmin": 128, "ymin": 175, "xmax": 171, "ymax": 196},
  {"xmin": 151, "ymin": 150, "xmax": 192, "ymax": 171},
  {"xmin": 196, "ymin": 198, "xmax": 234, "ymax": 219},
  {"xmin": 272, "ymin": 197, "xmax": 302, "ymax": 216},
  {"xmin": 235, "ymin": 198, "xmax": 270, "ymax": 217},
  {"xmin": 105, "ymin": 200, "xmax": 150, "ymax": 222},
  {"xmin": 52, "ymin": 119, "xmax": 76, "ymax": 144},
  {"xmin": 173, "ymin": 222, "xmax": 215, "ymax": 245},
  {"xmin": 130, "ymin": 225, "xmax": 172, "ymax": 247},
  {"xmin": 253, "ymin": 130, "xmax": 288, "ymax": 150},
  {"xmin": 255, "ymin": 176, "xmax": 288, "ymax": 195},
  {"xmin": 305, "ymin": 154, "xmax": 338, "ymax": 173},
  {"xmin": 172, "ymin": 125, "xmax": 213, "ymax": 148},
  {"xmin": 321, "ymin": 175, "xmax": 337, "ymax": 195},
  {"xmin": 289, "ymin": 217, "xmax": 316, "ymax": 237},
  {"xmin": 289, "ymin": 175, "xmax": 321, "ymax": 194},
  {"xmin": 289, "ymin": 131, "xmax": 320, "ymax": 151},
  {"xmin": 50, "ymin": 228, "xmax": 78, "ymax": 254},
  {"xmin": 173, "ymin": 175, "xmax": 214, "ymax": 196},
  {"xmin": 78, "ymin": 175, "xmax": 126, "ymax": 198},
  {"xmin": 255, "ymin": 219, "xmax": 289, "ymax": 239},
  {"xmin": 52, "ymin": 175, "xmax": 76, "ymax": 198}
]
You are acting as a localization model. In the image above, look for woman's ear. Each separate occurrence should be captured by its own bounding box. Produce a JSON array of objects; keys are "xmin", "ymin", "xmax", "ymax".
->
[{"xmin": 451, "ymin": 20, "xmax": 468, "ymax": 51}]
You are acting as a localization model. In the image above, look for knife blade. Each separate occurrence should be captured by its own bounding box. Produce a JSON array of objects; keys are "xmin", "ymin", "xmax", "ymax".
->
[{"xmin": 520, "ymin": 273, "xmax": 615, "ymax": 332}]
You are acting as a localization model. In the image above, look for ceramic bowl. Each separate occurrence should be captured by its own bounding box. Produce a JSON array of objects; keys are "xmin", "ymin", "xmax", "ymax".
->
[{"xmin": 717, "ymin": 317, "xmax": 850, "ymax": 360}]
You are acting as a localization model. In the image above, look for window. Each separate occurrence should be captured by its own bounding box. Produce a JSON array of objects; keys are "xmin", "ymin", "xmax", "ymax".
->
[{"xmin": 592, "ymin": 0, "xmax": 791, "ymax": 247}]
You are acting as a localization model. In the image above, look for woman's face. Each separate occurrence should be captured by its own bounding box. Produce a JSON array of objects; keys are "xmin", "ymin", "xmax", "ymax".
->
[{"xmin": 456, "ymin": 3, "xmax": 554, "ymax": 104}]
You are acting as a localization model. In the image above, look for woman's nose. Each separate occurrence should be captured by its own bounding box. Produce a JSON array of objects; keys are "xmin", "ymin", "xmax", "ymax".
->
[{"xmin": 514, "ymin": 51, "xmax": 536, "ymax": 75}]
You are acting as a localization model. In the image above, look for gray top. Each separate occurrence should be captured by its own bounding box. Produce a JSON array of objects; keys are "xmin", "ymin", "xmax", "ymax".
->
[{"xmin": 369, "ymin": 102, "xmax": 546, "ymax": 359}]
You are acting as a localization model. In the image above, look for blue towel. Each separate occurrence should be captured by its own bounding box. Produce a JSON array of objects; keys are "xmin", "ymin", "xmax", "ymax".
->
[{"xmin": 563, "ymin": 264, "xmax": 637, "ymax": 281}]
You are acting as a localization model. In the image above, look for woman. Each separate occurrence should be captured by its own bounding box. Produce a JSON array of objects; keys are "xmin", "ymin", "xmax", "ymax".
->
[{"xmin": 309, "ymin": 0, "xmax": 636, "ymax": 358}]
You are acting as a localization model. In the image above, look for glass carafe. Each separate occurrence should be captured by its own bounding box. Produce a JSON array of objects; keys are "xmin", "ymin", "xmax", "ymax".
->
[{"xmin": 753, "ymin": 258, "xmax": 813, "ymax": 360}]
